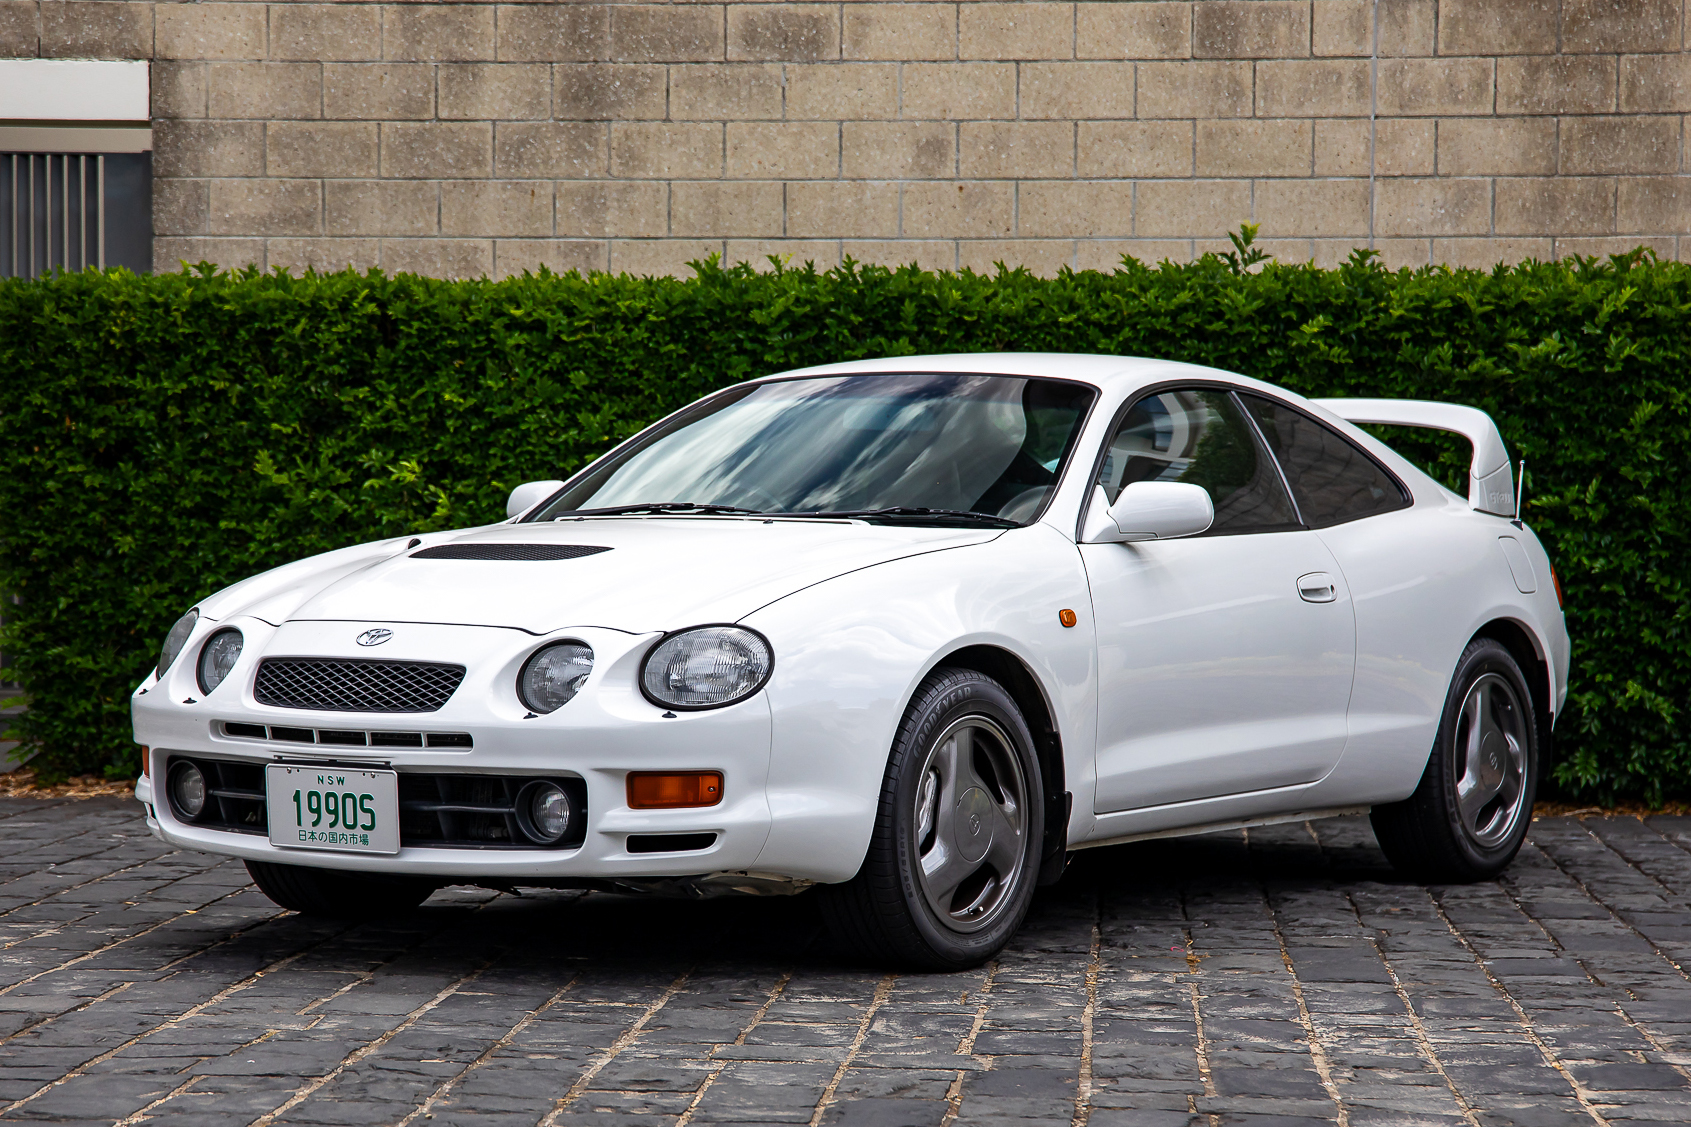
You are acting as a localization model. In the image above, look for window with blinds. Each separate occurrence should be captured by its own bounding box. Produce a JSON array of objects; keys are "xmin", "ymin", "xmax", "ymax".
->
[{"xmin": 0, "ymin": 151, "xmax": 151, "ymax": 278}]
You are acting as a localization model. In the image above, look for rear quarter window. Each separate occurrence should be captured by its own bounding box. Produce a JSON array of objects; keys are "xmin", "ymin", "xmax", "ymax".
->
[{"xmin": 1241, "ymin": 394, "xmax": 1411, "ymax": 528}]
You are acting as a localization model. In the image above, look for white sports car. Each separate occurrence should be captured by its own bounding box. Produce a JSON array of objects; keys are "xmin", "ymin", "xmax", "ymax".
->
[{"xmin": 133, "ymin": 354, "xmax": 1569, "ymax": 968}]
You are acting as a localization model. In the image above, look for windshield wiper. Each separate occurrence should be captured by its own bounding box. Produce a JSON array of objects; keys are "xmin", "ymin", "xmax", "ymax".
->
[
  {"xmin": 560, "ymin": 502, "xmax": 764, "ymax": 517},
  {"xmin": 780, "ymin": 507, "xmax": 1018, "ymax": 527}
]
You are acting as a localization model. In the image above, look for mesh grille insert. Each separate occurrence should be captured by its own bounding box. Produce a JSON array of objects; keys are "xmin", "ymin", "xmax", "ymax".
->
[
  {"xmin": 255, "ymin": 658, "xmax": 466, "ymax": 713},
  {"xmin": 410, "ymin": 544, "xmax": 611, "ymax": 561}
]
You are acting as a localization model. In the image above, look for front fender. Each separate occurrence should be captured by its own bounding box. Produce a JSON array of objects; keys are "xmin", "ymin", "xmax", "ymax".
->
[{"xmin": 740, "ymin": 523, "xmax": 1096, "ymax": 883}]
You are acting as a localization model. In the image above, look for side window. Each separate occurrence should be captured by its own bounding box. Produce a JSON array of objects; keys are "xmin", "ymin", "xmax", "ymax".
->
[
  {"xmin": 1097, "ymin": 388, "xmax": 1300, "ymax": 535},
  {"xmin": 1241, "ymin": 394, "xmax": 1410, "ymax": 527}
]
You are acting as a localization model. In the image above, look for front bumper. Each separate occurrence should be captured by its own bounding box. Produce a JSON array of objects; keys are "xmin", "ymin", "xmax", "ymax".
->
[{"xmin": 133, "ymin": 619, "xmax": 784, "ymax": 882}]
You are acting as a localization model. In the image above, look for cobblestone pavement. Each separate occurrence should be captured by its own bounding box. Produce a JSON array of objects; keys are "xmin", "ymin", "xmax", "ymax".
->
[{"xmin": 2, "ymin": 798, "xmax": 1690, "ymax": 1127}]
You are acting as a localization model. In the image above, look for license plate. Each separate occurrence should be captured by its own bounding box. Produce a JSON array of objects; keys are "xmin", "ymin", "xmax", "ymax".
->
[{"xmin": 266, "ymin": 765, "xmax": 400, "ymax": 855}]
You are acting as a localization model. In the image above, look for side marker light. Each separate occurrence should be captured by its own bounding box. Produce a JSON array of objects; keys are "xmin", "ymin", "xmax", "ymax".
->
[
  {"xmin": 1058, "ymin": 609, "xmax": 1077, "ymax": 628},
  {"xmin": 627, "ymin": 771, "xmax": 724, "ymax": 809}
]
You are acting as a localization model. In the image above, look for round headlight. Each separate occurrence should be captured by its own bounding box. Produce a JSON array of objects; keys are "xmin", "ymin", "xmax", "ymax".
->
[
  {"xmin": 518, "ymin": 642, "xmax": 594, "ymax": 714},
  {"xmin": 169, "ymin": 760, "xmax": 207, "ymax": 821},
  {"xmin": 640, "ymin": 625, "xmax": 772, "ymax": 711},
  {"xmin": 197, "ymin": 629, "xmax": 243, "ymax": 694},
  {"xmin": 517, "ymin": 780, "xmax": 574, "ymax": 845},
  {"xmin": 156, "ymin": 609, "xmax": 199, "ymax": 679}
]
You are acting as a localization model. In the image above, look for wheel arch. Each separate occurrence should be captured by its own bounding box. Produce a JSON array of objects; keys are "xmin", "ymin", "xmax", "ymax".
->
[
  {"xmin": 933, "ymin": 643, "xmax": 1071, "ymax": 885},
  {"xmin": 1471, "ymin": 617, "xmax": 1555, "ymax": 775}
]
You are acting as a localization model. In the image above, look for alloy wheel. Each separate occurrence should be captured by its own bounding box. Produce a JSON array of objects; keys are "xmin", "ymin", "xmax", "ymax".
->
[
  {"xmin": 911, "ymin": 715, "xmax": 1030, "ymax": 934},
  {"xmin": 1454, "ymin": 672, "xmax": 1530, "ymax": 848}
]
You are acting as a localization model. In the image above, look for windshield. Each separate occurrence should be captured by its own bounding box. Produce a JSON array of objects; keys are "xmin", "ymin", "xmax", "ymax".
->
[{"xmin": 532, "ymin": 373, "xmax": 1096, "ymax": 525}]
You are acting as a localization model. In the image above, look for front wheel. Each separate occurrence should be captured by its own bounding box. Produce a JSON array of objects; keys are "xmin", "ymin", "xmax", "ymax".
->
[
  {"xmin": 1371, "ymin": 637, "xmax": 1540, "ymax": 882},
  {"xmin": 246, "ymin": 860, "xmax": 436, "ymax": 919},
  {"xmin": 820, "ymin": 667, "xmax": 1044, "ymax": 970}
]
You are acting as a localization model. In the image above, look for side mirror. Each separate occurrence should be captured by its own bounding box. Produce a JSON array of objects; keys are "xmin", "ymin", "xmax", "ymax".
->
[
  {"xmin": 1081, "ymin": 482, "xmax": 1214, "ymax": 544},
  {"xmin": 506, "ymin": 480, "xmax": 565, "ymax": 520}
]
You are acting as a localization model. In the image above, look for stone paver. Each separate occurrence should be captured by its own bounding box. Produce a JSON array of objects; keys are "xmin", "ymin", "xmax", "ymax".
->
[{"xmin": 1, "ymin": 797, "xmax": 1689, "ymax": 1126}]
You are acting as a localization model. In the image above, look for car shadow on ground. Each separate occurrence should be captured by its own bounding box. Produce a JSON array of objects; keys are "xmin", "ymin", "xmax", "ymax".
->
[{"xmin": 368, "ymin": 813, "xmax": 1410, "ymax": 972}]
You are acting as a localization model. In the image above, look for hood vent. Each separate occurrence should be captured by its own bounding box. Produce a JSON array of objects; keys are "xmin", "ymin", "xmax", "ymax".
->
[{"xmin": 411, "ymin": 544, "xmax": 612, "ymax": 561}]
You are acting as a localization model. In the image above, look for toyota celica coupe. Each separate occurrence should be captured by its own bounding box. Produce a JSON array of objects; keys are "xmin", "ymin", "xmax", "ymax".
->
[{"xmin": 132, "ymin": 354, "xmax": 1568, "ymax": 969}]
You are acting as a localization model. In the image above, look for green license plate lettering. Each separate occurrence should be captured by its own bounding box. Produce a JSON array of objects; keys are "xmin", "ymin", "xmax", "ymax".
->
[{"xmin": 267, "ymin": 767, "xmax": 399, "ymax": 855}]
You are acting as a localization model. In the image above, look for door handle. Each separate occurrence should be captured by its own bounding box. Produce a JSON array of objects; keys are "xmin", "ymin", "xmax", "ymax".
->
[{"xmin": 1297, "ymin": 572, "xmax": 1337, "ymax": 603}]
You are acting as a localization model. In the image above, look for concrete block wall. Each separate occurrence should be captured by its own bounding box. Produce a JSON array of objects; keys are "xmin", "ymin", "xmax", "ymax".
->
[{"xmin": 6, "ymin": 0, "xmax": 1689, "ymax": 276}]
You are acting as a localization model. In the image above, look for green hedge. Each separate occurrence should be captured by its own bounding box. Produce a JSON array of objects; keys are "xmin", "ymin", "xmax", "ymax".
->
[{"xmin": 1, "ymin": 236, "xmax": 1687, "ymax": 801}]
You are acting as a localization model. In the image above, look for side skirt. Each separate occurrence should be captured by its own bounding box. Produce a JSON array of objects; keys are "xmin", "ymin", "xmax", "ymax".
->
[{"xmin": 1072, "ymin": 805, "xmax": 1370, "ymax": 852}]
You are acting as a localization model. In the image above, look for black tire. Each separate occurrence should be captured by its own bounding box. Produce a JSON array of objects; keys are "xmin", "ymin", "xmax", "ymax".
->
[
  {"xmin": 246, "ymin": 860, "xmax": 437, "ymax": 919},
  {"xmin": 1371, "ymin": 637, "xmax": 1540, "ymax": 882},
  {"xmin": 819, "ymin": 667, "xmax": 1045, "ymax": 970}
]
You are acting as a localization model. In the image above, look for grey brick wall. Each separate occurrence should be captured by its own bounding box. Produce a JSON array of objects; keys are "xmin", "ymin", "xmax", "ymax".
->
[{"xmin": 8, "ymin": 0, "xmax": 1689, "ymax": 277}]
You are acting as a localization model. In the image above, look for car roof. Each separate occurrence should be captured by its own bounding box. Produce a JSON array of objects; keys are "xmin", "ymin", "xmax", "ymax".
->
[{"xmin": 765, "ymin": 352, "xmax": 1261, "ymax": 396}]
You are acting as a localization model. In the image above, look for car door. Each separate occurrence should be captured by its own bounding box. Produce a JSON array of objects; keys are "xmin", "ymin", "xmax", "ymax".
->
[
  {"xmin": 1083, "ymin": 386, "xmax": 1357, "ymax": 814},
  {"xmin": 1237, "ymin": 393, "xmax": 1445, "ymax": 795}
]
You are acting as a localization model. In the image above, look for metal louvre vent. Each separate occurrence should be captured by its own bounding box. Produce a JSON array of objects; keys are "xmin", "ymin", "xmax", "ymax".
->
[
  {"xmin": 254, "ymin": 658, "xmax": 466, "ymax": 713},
  {"xmin": 410, "ymin": 543, "xmax": 612, "ymax": 561}
]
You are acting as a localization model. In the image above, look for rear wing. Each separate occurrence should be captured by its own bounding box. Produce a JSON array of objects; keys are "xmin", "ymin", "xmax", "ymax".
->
[{"xmin": 1311, "ymin": 398, "xmax": 1514, "ymax": 517}]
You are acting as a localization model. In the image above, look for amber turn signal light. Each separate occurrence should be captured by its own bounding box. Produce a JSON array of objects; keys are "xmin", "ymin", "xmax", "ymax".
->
[
  {"xmin": 1058, "ymin": 609, "xmax": 1077, "ymax": 628},
  {"xmin": 139, "ymin": 746, "xmax": 150, "ymax": 777},
  {"xmin": 627, "ymin": 771, "xmax": 724, "ymax": 809}
]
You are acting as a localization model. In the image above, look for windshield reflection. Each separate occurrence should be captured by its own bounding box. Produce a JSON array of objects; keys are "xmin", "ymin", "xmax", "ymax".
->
[{"xmin": 533, "ymin": 374, "xmax": 1096, "ymax": 526}]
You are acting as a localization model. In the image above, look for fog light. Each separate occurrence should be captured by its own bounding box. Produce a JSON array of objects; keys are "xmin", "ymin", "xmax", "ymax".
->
[
  {"xmin": 627, "ymin": 771, "xmax": 723, "ymax": 809},
  {"xmin": 516, "ymin": 780, "xmax": 574, "ymax": 845},
  {"xmin": 169, "ymin": 761, "xmax": 207, "ymax": 821}
]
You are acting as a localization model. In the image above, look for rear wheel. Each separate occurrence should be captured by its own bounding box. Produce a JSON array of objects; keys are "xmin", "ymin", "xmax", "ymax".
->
[
  {"xmin": 1371, "ymin": 637, "xmax": 1539, "ymax": 882},
  {"xmin": 246, "ymin": 860, "xmax": 436, "ymax": 919},
  {"xmin": 820, "ymin": 667, "xmax": 1044, "ymax": 970}
]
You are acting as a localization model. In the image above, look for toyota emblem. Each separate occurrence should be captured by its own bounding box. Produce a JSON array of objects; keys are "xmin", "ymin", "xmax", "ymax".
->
[{"xmin": 356, "ymin": 628, "xmax": 394, "ymax": 647}]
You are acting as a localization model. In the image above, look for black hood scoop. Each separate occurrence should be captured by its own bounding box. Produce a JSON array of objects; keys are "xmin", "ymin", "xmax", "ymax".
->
[{"xmin": 410, "ymin": 544, "xmax": 612, "ymax": 561}]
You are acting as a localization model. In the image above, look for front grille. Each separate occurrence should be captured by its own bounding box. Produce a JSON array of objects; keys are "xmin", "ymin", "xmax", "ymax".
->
[
  {"xmin": 164, "ymin": 758, "xmax": 587, "ymax": 850},
  {"xmin": 410, "ymin": 544, "xmax": 611, "ymax": 561},
  {"xmin": 254, "ymin": 658, "xmax": 465, "ymax": 713}
]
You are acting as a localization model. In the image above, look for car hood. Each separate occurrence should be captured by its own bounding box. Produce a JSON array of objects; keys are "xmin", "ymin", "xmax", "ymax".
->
[{"xmin": 201, "ymin": 518, "xmax": 1002, "ymax": 635}]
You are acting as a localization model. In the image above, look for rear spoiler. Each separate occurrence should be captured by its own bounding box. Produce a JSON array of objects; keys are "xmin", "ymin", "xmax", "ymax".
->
[{"xmin": 1311, "ymin": 398, "xmax": 1514, "ymax": 517}]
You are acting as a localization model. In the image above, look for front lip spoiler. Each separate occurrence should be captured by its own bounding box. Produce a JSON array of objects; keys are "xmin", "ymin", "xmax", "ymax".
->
[{"xmin": 467, "ymin": 872, "xmax": 815, "ymax": 898}]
